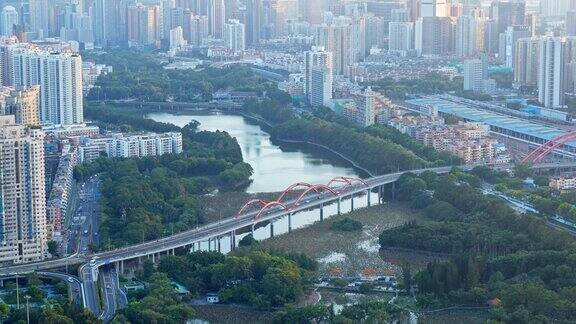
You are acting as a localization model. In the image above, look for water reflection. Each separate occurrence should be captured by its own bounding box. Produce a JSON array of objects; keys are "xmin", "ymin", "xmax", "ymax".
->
[{"xmin": 146, "ymin": 111, "xmax": 364, "ymax": 193}]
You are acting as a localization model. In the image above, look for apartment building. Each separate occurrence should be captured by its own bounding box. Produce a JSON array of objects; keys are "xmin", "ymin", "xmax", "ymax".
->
[{"xmin": 0, "ymin": 116, "xmax": 47, "ymax": 264}]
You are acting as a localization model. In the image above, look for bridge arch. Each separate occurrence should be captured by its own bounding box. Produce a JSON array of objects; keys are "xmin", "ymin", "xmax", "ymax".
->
[
  {"xmin": 236, "ymin": 199, "xmax": 269, "ymax": 218},
  {"xmin": 327, "ymin": 176, "xmax": 368, "ymax": 189},
  {"xmin": 293, "ymin": 185, "xmax": 339, "ymax": 206},
  {"xmin": 275, "ymin": 182, "xmax": 318, "ymax": 203},
  {"xmin": 523, "ymin": 130, "xmax": 576, "ymax": 163},
  {"xmin": 254, "ymin": 201, "xmax": 288, "ymax": 220}
]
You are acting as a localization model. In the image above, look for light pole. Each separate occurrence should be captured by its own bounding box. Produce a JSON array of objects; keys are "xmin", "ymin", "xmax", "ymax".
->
[
  {"xmin": 25, "ymin": 295, "xmax": 30, "ymax": 324},
  {"xmin": 15, "ymin": 275, "xmax": 19, "ymax": 309}
]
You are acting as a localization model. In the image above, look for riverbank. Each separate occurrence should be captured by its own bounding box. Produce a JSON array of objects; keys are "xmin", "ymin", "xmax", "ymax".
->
[{"xmin": 259, "ymin": 202, "xmax": 426, "ymax": 277}]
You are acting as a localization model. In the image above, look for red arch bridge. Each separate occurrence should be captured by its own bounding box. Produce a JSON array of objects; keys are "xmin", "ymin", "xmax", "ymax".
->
[{"xmin": 523, "ymin": 130, "xmax": 576, "ymax": 164}]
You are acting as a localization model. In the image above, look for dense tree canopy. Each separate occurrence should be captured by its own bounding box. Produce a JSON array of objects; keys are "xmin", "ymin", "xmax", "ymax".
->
[
  {"xmin": 84, "ymin": 51, "xmax": 274, "ymax": 102},
  {"xmin": 379, "ymin": 169, "xmax": 576, "ymax": 321},
  {"xmin": 76, "ymin": 106, "xmax": 252, "ymax": 248}
]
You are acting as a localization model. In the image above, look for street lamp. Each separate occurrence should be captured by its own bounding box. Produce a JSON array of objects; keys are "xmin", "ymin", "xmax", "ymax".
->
[{"xmin": 25, "ymin": 295, "xmax": 30, "ymax": 324}]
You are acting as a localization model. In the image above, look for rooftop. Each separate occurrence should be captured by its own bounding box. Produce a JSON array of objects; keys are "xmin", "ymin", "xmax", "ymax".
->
[{"xmin": 405, "ymin": 95, "xmax": 575, "ymax": 148}]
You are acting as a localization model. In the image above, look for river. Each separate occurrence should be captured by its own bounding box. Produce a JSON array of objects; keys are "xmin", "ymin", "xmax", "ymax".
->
[
  {"xmin": 146, "ymin": 111, "xmax": 379, "ymax": 252},
  {"xmin": 147, "ymin": 111, "xmax": 365, "ymax": 193}
]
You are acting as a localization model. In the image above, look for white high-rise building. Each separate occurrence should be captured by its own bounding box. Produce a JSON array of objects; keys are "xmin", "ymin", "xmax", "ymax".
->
[
  {"xmin": 538, "ymin": 37, "xmax": 566, "ymax": 109},
  {"xmin": 0, "ymin": 6, "xmax": 18, "ymax": 37},
  {"xmin": 0, "ymin": 116, "xmax": 47, "ymax": 264},
  {"xmin": 305, "ymin": 46, "xmax": 333, "ymax": 98},
  {"xmin": 169, "ymin": 26, "xmax": 186, "ymax": 51},
  {"xmin": 464, "ymin": 59, "xmax": 485, "ymax": 92},
  {"xmin": 421, "ymin": 0, "xmax": 448, "ymax": 18},
  {"xmin": 11, "ymin": 47, "xmax": 84, "ymax": 125},
  {"xmin": 389, "ymin": 22, "xmax": 414, "ymax": 53},
  {"xmin": 309, "ymin": 67, "xmax": 333, "ymax": 107},
  {"xmin": 224, "ymin": 19, "xmax": 245, "ymax": 53}
]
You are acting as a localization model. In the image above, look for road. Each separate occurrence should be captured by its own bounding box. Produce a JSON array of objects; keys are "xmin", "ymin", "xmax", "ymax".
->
[
  {"xmin": 482, "ymin": 184, "xmax": 576, "ymax": 236},
  {"xmin": 79, "ymin": 263, "xmax": 100, "ymax": 316},
  {"xmin": 99, "ymin": 265, "xmax": 126, "ymax": 322},
  {"xmin": 38, "ymin": 272, "xmax": 84, "ymax": 305},
  {"xmin": 68, "ymin": 176, "xmax": 101, "ymax": 256}
]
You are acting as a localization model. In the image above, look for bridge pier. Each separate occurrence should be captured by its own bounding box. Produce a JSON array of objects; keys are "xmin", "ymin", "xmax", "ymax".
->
[
  {"xmin": 251, "ymin": 224, "xmax": 255, "ymax": 235},
  {"xmin": 288, "ymin": 213, "xmax": 292, "ymax": 232},
  {"xmin": 208, "ymin": 238, "xmax": 212, "ymax": 251},
  {"xmin": 391, "ymin": 182, "xmax": 396, "ymax": 200},
  {"xmin": 367, "ymin": 189, "xmax": 371, "ymax": 206},
  {"xmin": 320, "ymin": 204, "xmax": 324, "ymax": 221},
  {"xmin": 230, "ymin": 231, "xmax": 236, "ymax": 250},
  {"xmin": 120, "ymin": 260, "xmax": 124, "ymax": 275},
  {"xmin": 351, "ymin": 196, "xmax": 354, "ymax": 211},
  {"xmin": 217, "ymin": 237, "xmax": 221, "ymax": 253},
  {"xmin": 337, "ymin": 199, "xmax": 341, "ymax": 215},
  {"xmin": 151, "ymin": 253, "xmax": 155, "ymax": 263},
  {"xmin": 270, "ymin": 221, "xmax": 274, "ymax": 237}
]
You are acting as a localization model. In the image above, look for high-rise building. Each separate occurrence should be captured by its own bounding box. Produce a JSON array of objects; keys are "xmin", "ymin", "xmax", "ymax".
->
[
  {"xmin": 525, "ymin": 13, "xmax": 537, "ymax": 37},
  {"xmin": 169, "ymin": 26, "xmax": 186, "ymax": 50},
  {"xmin": 0, "ymin": 86, "xmax": 39, "ymax": 126},
  {"xmin": 189, "ymin": 14, "xmax": 209, "ymax": 46},
  {"xmin": 421, "ymin": 0, "xmax": 448, "ymax": 18},
  {"xmin": 29, "ymin": 0, "xmax": 48, "ymax": 38},
  {"xmin": 464, "ymin": 59, "xmax": 485, "ymax": 92},
  {"xmin": 501, "ymin": 25, "xmax": 530, "ymax": 67},
  {"xmin": 11, "ymin": 47, "xmax": 83, "ymax": 125},
  {"xmin": 127, "ymin": 3, "xmax": 161, "ymax": 48},
  {"xmin": 246, "ymin": 0, "xmax": 261, "ymax": 45},
  {"xmin": 538, "ymin": 37, "xmax": 566, "ymax": 108},
  {"xmin": 92, "ymin": 0, "xmax": 129, "ymax": 47},
  {"xmin": 456, "ymin": 11, "xmax": 486, "ymax": 57},
  {"xmin": 366, "ymin": 16, "xmax": 386, "ymax": 50},
  {"xmin": 224, "ymin": 19, "xmax": 245, "ymax": 52},
  {"xmin": 0, "ymin": 6, "xmax": 18, "ymax": 37},
  {"xmin": 309, "ymin": 66, "xmax": 332, "ymax": 107},
  {"xmin": 515, "ymin": 37, "xmax": 540, "ymax": 87},
  {"xmin": 567, "ymin": 11, "xmax": 576, "ymax": 36},
  {"xmin": 490, "ymin": 1, "xmax": 525, "ymax": 34},
  {"xmin": 316, "ymin": 23, "xmax": 354, "ymax": 75},
  {"xmin": 389, "ymin": 21, "xmax": 414, "ymax": 53},
  {"xmin": 415, "ymin": 16, "xmax": 453, "ymax": 56},
  {"xmin": 352, "ymin": 87, "xmax": 375, "ymax": 127},
  {"xmin": 0, "ymin": 117, "xmax": 47, "ymax": 265},
  {"xmin": 303, "ymin": 0, "xmax": 321, "ymax": 25},
  {"xmin": 305, "ymin": 46, "xmax": 333, "ymax": 104},
  {"xmin": 207, "ymin": 0, "xmax": 225, "ymax": 38},
  {"xmin": 540, "ymin": 0, "xmax": 576, "ymax": 17}
]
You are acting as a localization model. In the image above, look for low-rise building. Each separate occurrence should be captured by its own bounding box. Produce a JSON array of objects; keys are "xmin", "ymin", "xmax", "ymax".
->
[
  {"xmin": 550, "ymin": 177, "xmax": 576, "ymax": 191},
  {"xmin": 78, "ymin": 132, "xmax": 183, "ymax": 163}
]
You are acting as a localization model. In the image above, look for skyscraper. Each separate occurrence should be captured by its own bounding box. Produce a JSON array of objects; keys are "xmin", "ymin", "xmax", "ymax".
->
[
  {"xmin": 0, "ymin": 6, "xmax": 18, "ymax": 36},
  {"xmin": 388, "ymin": 21, "xmax": 414, "ymax": 53},
  {"xmin": 490, "ymin": 1, "xmax": 525, "ymax": 34},
  {"xmin": 305, "ymin": 46, "xmax": 333, "ymax": 107},
  {"xmin": 0, "ymin": 86, "xmax": 40, "ymax": 126},
  {"xmin": 501, "ymin": 25, "xmax": 530, "ymax": 68},
  {"xmin": 246, "ymin": 0, "xmax": 261, "ymax": 45},
  {"xmin": 12, "ymin": 47, "xmax": 84, "ymax": 125},
  {"xmin": 538, "ymin": 37, "xmax": 566, "ymax": 109},
  {"xmin": 224, "ymin": 19, "xmax": 245, "ymax": 52},
  {"xmin": 567, "ymin": 11, "xmax": 576, "ymax": 36},
  {"xmin": 207, "ymin": 0, "xmax": 225, "ymax": 38},
  {"xmin": 415, "ymin": 16, "xmax": 453, "ymax": 56},
  {"xmin": 515, "ymin": 37, "xmax": 540, "ymax": 86},
  {"xmin": 0, "ymin": 116, "xmax": 47, "ymax": 265},
  {"xmin": 421, "ymin": 0, "xmax": 448, "ymax": 18}
]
